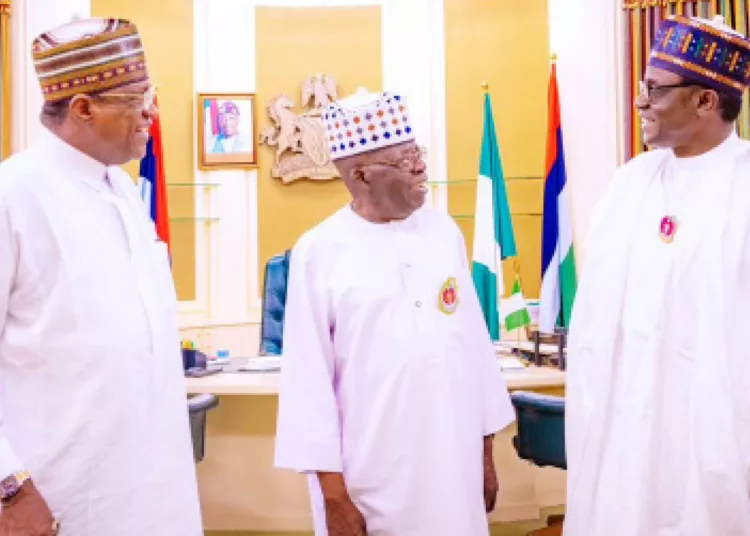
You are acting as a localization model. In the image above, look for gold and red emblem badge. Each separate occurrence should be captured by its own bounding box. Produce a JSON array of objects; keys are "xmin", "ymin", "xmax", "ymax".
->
[{"xmin": 438, "ymin": 277, "xmax": 459, "ymax": 315}]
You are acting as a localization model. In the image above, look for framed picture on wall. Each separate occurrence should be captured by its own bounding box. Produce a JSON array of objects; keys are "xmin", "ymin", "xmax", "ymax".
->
[{"xmin": 197, "ymin": 93, "xmax": 257, "ymax": 170}]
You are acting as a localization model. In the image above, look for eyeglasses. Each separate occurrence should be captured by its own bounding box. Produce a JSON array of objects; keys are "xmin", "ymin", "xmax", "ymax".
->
[
  {"xmin": 359, "ymin": 146, "xmax": 428, "ymax": 173},
  {"xmin": 95, "ymin": 86, "xmax": 157, "ymax": 110},
  {"xmin": 638, "ymin": 80, "xmax": 703, "ymax": 102}
]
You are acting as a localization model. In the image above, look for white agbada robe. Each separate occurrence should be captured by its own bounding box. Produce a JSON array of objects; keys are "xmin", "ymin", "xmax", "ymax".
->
[
  {"xmin": 0, "ymin": 131, "xmax": 202, "ymax": 535},
  {"xmin": 275, "ymin": 205, "xmax": 515, "ymax": 536},
  {"xmin": 565, "ymin": 132, "xmax": 750, "ymax": 536}
]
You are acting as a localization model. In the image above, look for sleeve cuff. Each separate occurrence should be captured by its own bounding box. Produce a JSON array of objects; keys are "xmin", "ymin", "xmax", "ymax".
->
[
  {"xmin": 275, "ymin": 441, "xmax": 343, "ymax": 474},
  {"xmin": 0, "ymin": 438, "xmax": 23, "ymax": 479}
]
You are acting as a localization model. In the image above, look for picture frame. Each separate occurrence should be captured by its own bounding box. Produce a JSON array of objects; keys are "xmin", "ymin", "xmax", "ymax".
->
[{"xmin": 197, "ymin": 93, "xmax": 258, "ymax": 170}]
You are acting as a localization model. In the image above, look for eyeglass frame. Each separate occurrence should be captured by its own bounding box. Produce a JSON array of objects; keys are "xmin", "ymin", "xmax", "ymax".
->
[
  {"xmin": 638, "ymin": 80, "xmax": 711, "ymax": 102},
  {"xmin": 92, "ymin": 86, "xmax": 157, "ymax": 110},
  {"xmin": 355, "ymin": 145, "xmax": 428, "ymax": 173}
]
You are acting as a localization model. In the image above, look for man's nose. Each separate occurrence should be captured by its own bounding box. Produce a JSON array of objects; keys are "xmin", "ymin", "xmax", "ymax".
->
[
  {"xmin": 634, "ymin": 92, "xmax": 649, "ymax": 111},
  {"xmin": 412, "ymin": 158, "xmax": 427, "ymax": 173},
  {"xmin": 143, "ymin": 105, "xmax": 159, "ymax": 121}
]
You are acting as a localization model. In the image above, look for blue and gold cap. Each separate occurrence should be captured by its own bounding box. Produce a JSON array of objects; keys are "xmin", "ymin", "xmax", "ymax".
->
[{"xmin": 649, "ymin": 15, "xmax": 750, "ymax": 97}]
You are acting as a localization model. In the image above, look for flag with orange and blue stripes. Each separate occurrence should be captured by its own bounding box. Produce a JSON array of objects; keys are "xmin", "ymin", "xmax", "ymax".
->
[
  {"xmin": 138, "ymin": 96, "xmax": 171, "ymax": 251},
  {"xmin": 540, "ymin": 61, "xmax": 577, "ymax": 333}
]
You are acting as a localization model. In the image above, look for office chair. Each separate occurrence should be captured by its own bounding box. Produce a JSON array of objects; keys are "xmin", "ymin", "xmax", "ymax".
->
[
  {"xmin": 258, "ymin": 249, "xmax": 292, "ymax": 356},
  {"xmin": 511, "ymin": 391, "xmax": 566, "ymax": 535},
  {"xmin": 188, "ymin": 394, "xmax": 219, "ymax": 463}
]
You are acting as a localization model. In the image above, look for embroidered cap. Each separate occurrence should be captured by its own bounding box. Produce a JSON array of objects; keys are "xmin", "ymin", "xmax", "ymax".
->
[
  {"xmin": 649, "ymin": 14, "xmax": 750, "ymax": 97},
  {"xmin": 323, "ymin": 88, "xmax": 416, "ymax": 161},
  {"xmin": 32, "ymin": 17, "xmax": 149, "ymax": 103}
]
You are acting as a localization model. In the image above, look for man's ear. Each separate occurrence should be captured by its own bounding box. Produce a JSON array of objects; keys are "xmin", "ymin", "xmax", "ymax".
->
[
  {"xmin": 695, "ymin": 88, "xmax": 720, "ymax": 117},
  {"xmin": 68, "ymin": 95, "xmax": 95, "ymax": 124}
]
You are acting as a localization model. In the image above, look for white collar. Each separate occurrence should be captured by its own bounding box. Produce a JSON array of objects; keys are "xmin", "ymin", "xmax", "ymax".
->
[
  {"xmin": 38, "ymin": 128, "xmax": 112, "ymax": 193},
  {"xmin": 669, "ymin": 130, "xmax": 740, "ymax": 175}
]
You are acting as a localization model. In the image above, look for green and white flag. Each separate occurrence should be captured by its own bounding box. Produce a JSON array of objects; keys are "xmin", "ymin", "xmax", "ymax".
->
[
  {"xmin": 471, "ymin": 93, "xmax": 518, "ymax": 340},
  {"xmin": 504, "ymin": 275, "xmax": 531, "ymax": 331}
]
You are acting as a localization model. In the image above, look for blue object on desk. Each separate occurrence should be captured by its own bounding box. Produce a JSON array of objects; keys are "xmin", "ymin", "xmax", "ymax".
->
[
  {"xmin": 182, "ymin": 348, "xmax": 207, "ymax": 371},
  {"xmin": 259, "ymin": 249, "xmax": 291, "ymax": 356}
]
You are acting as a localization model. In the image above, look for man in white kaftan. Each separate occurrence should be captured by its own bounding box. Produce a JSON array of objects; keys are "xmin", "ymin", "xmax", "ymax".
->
[
  {"xmin": 565, "ymin": 15, "xmax": 750, "ymax": 536},
  {"xmin": 275, "ymin": 90, "xmax": 515, "ymax": 536},
  {"xmin": 0, "ymin": 18, "xmax": 202, "ymax": 536}
]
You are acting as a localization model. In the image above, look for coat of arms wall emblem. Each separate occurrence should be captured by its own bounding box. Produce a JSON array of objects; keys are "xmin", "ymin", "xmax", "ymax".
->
[{"xmin": 259, "ymin": 74, "xmax": 341, "ymax": 184}]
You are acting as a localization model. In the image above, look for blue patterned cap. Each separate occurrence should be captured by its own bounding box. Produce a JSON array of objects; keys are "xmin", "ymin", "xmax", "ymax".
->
[
  {"xmin": 649, "ymin": 15, "xmax": 750, "ymax": 97},
  {"xmin": 323, "ymin": 89, "xmax": 415, "ymax": 161}
]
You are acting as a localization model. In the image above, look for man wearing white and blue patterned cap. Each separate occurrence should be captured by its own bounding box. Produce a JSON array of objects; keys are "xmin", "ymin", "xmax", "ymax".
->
[{"xmin": 274, "ymin": 89, "xmax": 515, "ymax": 536}]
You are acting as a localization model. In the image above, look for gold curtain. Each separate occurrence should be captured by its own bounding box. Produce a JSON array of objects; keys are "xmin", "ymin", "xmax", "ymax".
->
[
  {"xmin": 0, "ymin": 0, "xmax": 10, "ymax": 160},
  {"xmin": 622, "ymin": 0, "xmax": 750, "ymax": 161}
]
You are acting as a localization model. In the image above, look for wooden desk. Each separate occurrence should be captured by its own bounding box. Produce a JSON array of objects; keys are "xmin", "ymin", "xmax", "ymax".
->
[
  {"xmin": 186, "ymin": 363, "xmax": 566, "ymax": 396},
  {"xmin": 189, "ymin": 362, "xmax": 566, "ymax": 532}
]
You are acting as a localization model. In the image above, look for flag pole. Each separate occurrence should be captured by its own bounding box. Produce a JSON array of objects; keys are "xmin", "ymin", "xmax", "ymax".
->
[{"xmin": 480, "ymin": 81, "xmax": 500, "ymax": 340}]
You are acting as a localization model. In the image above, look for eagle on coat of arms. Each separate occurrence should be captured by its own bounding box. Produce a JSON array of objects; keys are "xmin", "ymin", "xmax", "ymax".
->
[{"xmin": 259, "ymin": 74, "xmax": 341, "ymax": 184}]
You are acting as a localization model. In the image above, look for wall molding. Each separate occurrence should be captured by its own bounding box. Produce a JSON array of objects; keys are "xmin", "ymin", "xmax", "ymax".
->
[
  {"xmin": 547, "ymin": 0, "xmax": 621, "ymax": 267},
  {"xmin": 181, "ymin": 0, "xmax": 261, "ymax": 329},
  {"xmin": 11, "ymin": 0, "xmax": 91, "ymax": 154}
]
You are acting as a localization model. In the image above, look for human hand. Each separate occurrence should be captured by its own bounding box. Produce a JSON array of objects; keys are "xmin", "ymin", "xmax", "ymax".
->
[
  {"xmin": 483, "ymin": 458, "xmax": 499, "ymax": 513},
  {"xmin": 0, "ymin": 481, "xmax": 58, "ymax": 536},
  {"xmin": 483, "ymin": 435, "xmax": 498, "ymax": 513},
  {"xmin": 318, "ymin": 472, "xmax": 366, "ymax": 536},
  {"xmin": 324, "ymin": 495, "xmax": 367, "ymax": 536}
]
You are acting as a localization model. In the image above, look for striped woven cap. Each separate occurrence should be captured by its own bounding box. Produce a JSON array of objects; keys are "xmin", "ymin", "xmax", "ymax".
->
[
  {"xmin": 32, "ymin": 18, "xmax": 149, "ymax": 103},
  {"xmin": 650, "ymin": 15, "xmax": 750, "ymax": 97}
]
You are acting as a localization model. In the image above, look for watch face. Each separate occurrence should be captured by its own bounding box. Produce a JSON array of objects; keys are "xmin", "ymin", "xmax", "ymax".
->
[{"xmin": 0, "ymin": 475, "xmax": 20, "ymax": 498}]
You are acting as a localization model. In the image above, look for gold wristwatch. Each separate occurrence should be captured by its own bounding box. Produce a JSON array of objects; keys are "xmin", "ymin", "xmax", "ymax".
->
[{"xmin": 0, "ymin": 470, "xmax": 30, "ymax": 503}]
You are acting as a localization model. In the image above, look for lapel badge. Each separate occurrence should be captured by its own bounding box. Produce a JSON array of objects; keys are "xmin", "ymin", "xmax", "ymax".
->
[{"xmin": 438, "ymin": 277, "xmax": 459, "ymax": 315}]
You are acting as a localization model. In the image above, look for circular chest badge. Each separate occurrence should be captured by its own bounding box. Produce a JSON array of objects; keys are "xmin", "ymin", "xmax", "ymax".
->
[{"xmin": 438, "ymin": 277, "xmax": 459, "ymax": 315}]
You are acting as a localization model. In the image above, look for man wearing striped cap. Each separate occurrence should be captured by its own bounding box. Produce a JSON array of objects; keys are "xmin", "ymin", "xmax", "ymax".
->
[
  {"xmin": 565, "ymin": 14, "xmax": 750, "ymax": 536},
  {"xmin": 0, "ymin": 18, "xmax": 202, "ymax": 535}
]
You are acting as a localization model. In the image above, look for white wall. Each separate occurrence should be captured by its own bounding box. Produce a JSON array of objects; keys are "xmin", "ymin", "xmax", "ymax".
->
[
  {"xmin": 548, "ymin": 0, "xmax": 623, "ymax": 266},
  {"xmin": 11, "ymin": 0, "xmax": 91, "ymax": 153}
]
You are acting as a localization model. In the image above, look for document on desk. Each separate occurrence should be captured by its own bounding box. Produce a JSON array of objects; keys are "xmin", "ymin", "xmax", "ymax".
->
[
  {"xmin": 498, "ymin": 356, "xmax": 527, "ymax": 372},
  {"xmin": 494, "ymin": 340, "xmax": 564, "ymax": 355},
  {"xmin": 238, "ymin": 356, "xmax": 281, "ymax": 372}
]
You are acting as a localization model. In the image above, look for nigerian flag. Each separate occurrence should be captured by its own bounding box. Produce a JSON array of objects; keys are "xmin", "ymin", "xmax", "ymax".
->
[
  {"xmin": 471, "ymin": 93, "xmax": 518, "ymax": 340},
  {"xmin": 504, "ymin": 274, "xmax": 531, "ymax": 331}
]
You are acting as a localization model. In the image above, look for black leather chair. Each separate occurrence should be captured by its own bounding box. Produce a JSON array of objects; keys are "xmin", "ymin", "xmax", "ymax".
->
[
  {"xmin": 258, "ymin": 250, "xmax": 292, "ymax": 356},
  {"xmin": 188, "ymin": 394, "xmax": 219, "ymax": 463}
]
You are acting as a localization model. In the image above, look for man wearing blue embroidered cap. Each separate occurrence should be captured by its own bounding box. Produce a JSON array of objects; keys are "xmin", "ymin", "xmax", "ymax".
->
[
  {"xmin": 565, "ymin": 14, "xmax": 750, "ymax": 536},
  {"xmin": 274, "ymin": 88, "xmax": 515, "ymax": 535}
]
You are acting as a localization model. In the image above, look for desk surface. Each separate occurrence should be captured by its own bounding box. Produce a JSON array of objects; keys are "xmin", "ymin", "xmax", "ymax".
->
[{"xmin": 185, "ymin": 362, "xmax": 566, "ymax": 396}]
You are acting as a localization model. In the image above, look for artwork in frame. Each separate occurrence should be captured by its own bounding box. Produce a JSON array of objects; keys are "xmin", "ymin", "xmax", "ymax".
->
[{"xmin": 197, "ymin": 93, "xmax": 257, "ymax": 169}]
